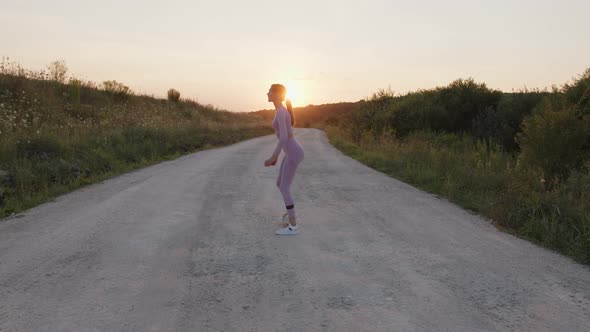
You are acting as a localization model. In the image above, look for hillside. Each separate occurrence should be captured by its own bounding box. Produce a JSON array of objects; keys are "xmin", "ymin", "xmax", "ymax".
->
[
  {"xmin": 0, "ymin": 59, "xmax": 272, "ymax": 218},
  {"xmin": 249, "ymin": 101, "xmax": 360, "ymax": 128}
]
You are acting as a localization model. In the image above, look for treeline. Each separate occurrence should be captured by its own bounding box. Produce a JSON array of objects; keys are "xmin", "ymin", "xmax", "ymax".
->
[{"xmin": 345, "ymin": 71, "xmax": 590, "ymax": 184}]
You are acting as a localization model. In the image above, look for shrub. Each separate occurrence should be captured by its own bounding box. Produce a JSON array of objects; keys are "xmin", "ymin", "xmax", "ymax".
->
[
  {"xmin": 514, "ymin": 68, "xmax": 590, "ymax": 187},
  {"xmin": 516, "ymin": 102, "xmax": 589, "ymax": 186},
  {"xmin": 434, "ymin": 78, "xmax": 503, "ymax": 133},
  {"xmin": 472, "ymin": 91, "xmax": 547, "ymax": 151},
  {"xmin": 345, "ymin": 88, "xmax": 395, "ymax": 143},
  {"xmin": 102, "ymin": 80, "xmax": 131, "ymax": 102},
  {"xmin": 167, "ymin": 88, "xmax": 181, "ymax": 102}
]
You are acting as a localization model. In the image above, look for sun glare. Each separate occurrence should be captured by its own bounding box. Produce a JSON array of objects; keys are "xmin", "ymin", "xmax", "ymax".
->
[
  {"xmin": 285, "ymin": 85, "xmax": 294, "ymax": 101},
  {"xmin": 284, "ymin": 82, "xmax": 300, "ymax": 104}
]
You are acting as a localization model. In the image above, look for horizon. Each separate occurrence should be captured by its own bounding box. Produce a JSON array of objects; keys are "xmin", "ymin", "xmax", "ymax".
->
[{"xmin": 2, "ymin": 0, "xmax": 589, "ymax": 112}]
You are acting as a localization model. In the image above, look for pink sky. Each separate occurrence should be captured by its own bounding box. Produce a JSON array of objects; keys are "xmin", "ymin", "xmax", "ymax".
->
[{"xmin": 2, "ymin": 0, "xmax": 589, "ymax": 111}]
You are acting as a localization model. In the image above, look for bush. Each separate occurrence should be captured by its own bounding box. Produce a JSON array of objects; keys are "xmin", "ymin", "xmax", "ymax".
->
[
  {"xmin": 434, "ymin": 78, "xmax": 503, "ymax": 133},
  {"xmin": 472, "ymin": 92, "xmax": 547, "ymax": 151},
  {"xmin": 167, "ymin": 88, "xmax": 181, "ymax": 102},
  {"xmin": 102, "ymin": 80, "xmax": 131, "ymax": 102},
  {"xmin": 345, "ymin": 88, "xmax": 395, "ymax": 143},
  {"xmin": 517, "ymin": 100, "xmax": 589, "ymax": 186}
]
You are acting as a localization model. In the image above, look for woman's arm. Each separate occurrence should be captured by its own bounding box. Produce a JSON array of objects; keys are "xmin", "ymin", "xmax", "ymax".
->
[{"xmin": 271, "ymin": 109, "xmax": 289, "ymax": 159}]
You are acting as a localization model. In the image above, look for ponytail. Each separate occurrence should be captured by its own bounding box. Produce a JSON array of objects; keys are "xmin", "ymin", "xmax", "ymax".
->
[
  {"xmin": 269, "ymin": 83, "xmax": 295, "ymax": 126},
  {"xmin": 285, "ymin": 98, "xmax": 295, "ymax": 126}
]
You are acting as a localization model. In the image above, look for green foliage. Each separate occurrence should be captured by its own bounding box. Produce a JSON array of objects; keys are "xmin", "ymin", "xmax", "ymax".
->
[
  {"xmin": 517, "ymin": 102, "xmax": 589, "ymax": 185},
  {"xmin": 434, "ymin": 78, "xmax": 503, "ymax": 132},
  {"xmin": 343, "ymin": 78, "xmax": 503, "ymax": 144},
  {"xmin": 472, "ymin": 92, "xmax": 548, "ymax": 151},
  {"xmin": 345, "ymin": 88, "xmax": 395, "ymax": 143},
  {"xmin": 514, "ymin": 69, "xmax": 590, "ymax": 186}
]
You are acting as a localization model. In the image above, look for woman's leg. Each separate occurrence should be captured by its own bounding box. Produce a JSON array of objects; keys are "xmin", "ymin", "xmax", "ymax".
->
[
  {"xmin": 278, "ymin": 157, "xmax": 302, "ymax": 224},
  {"xmin": 276, "ymin": 155, "xmax": 286, "ymax": 188},
  {"xmin": 276, "ymin": 156, "xmax": 289, "ymax": 225}
]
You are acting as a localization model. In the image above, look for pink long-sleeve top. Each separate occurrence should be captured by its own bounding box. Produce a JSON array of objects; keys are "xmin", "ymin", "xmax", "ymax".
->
[{"xmin": 271, "ymin": 106, "xmax": 293, "ymax": 157}]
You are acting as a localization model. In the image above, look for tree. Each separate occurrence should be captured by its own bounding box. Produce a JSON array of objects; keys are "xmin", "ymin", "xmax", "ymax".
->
[{"xmin": 47, "ymin": 60, "xmax": 68, "ymax": 83}]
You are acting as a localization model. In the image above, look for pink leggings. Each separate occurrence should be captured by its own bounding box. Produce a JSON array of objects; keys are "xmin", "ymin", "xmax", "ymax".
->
[{"xmin": 276, "ymin": 139, "xmax": 305, "ymax": 219}]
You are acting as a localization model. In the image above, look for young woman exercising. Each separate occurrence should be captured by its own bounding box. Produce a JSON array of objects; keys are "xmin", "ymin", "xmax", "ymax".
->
[{"xmin": 264, "ymin": 84, "xmax": 305, "ymax": 235}]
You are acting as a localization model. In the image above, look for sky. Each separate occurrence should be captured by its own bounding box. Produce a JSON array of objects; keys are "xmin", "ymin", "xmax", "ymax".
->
[{"xmin": 1, "ymin": 0, "xmax": 589, "ymax": 112}]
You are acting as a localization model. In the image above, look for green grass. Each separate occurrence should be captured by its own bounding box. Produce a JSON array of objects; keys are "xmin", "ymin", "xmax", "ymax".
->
[
  {"xmin": 0, "ymin": 125, "xmax": 272, "ymax": 219},
  {"xmin": 324, "ymin": 126, "xmax": 590, "ymax": 265}
]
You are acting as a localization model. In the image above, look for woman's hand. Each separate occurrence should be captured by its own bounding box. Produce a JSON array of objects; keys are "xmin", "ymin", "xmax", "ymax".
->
[{"xmin": 264, "ymin": 156, "xmax": 278, "ymax": 167}]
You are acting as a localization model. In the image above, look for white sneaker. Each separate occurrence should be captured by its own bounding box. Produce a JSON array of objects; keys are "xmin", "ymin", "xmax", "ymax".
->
[{"xmin": 275, "ymin": 222, "xmax": 299, "ymax": 235}]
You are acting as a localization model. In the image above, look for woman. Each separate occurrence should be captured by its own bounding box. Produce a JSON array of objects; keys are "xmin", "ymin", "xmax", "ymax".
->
[{"xmin": 264, "ymin": 84, "xmax": 305, "ymax": 235}]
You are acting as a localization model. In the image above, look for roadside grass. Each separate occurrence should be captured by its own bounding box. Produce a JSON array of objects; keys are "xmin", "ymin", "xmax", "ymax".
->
[{"xmin": 324, "ymin": 125, "xmax": 590, "ymax": 265}]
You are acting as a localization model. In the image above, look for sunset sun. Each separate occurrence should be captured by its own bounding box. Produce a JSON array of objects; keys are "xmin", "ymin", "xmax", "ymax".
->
[
  {"xmin": 284, "ymin": 81, "xmax": 302, "ymax": 105},
  {"xmin": 284, "ymin": 84, "xmax": 295, "ymax": 100}
]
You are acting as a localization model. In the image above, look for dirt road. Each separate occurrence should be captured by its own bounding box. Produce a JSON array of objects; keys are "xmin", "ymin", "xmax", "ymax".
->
[{"xmin": 0, "ymin": 128, "xmax": 588, "ymax": 331}]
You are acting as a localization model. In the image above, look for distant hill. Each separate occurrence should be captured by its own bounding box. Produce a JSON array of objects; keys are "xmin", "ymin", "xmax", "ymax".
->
[{"xmin": 249, "ymin": 101, "xmax": 362, "ymax": 128}]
